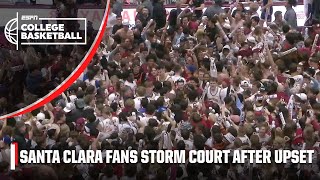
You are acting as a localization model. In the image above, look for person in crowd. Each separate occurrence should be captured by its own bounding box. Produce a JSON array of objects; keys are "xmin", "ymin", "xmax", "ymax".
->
[
  {"xmin": 232, "ymin": 2, "xmax": 246, "ymax": 18},
  {"xmin": 166, "ymin": 0, "xmax": 183, "ymax": 30},
  {"xmin": 112, "ymin": 15, "xmax": 123, "ymax": 35},
  {"xmin": 273, "ymin": 11, "xmax": 286, "ymax": 30},
  {"xmin": 203, "ymin": 0, "xmax": 224, "ymax": 19},
  {"xmin": 260, "ymin": 0, "xmax": 273, "ymax": 24},
  {"xmin": 284, "ymin": 0, "xmax": 298, "ymax": 29},
  {"xmin": 114, "ymin": 20, "xmax": 134, "ymax": 42},
  {"xmin": 140, "ymin": 0, "xmax": 153, "ymax": 17},
  {"xmin": 112, "ymin": 0, "xmax": 124, "ymax": 16},
  {"xmin": 152, "ymin": 0, "xmax": 166, "ymax": 31},
  {"xmin": 135, "ymin": 6, "xmax": 151, "ymax": 27},
  {"xmin": 189, "ymin": 0, "xmax": 205, "ymax": 19}
]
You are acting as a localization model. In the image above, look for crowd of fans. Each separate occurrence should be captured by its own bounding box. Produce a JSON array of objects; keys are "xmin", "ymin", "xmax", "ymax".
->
[{"xmin": 1, "ymin": 0, "xmax": 320, "ymax": 179}]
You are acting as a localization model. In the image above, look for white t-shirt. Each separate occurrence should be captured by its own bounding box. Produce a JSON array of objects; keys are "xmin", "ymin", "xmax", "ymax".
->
[
  {"xmin": 134, "ymin": 96, "xmax": 144, "ymax": 110},
  {"xmin": 183, "ymin": 139, "xmax": 194, "ymax": 150},
  {"xmin": 100, "ymin": 118, "xmax": 118, "ymax": 133},
  {"xmin": 124, "ymin": 80, "xmax": 137, "ymax": 92},
  {"xmin": 292, "ymin": 75, "xmax": 304, "ymax": 87},
  {"xmin": 171, "ymin": 75, "xmax": 186, "ymax": 83},
  {"xmin": 148, "ymin": 93, "xmax": 160, "ymax": 101},
  {"xmin": 69, "ymin": 95, "xmax": 77, "ymax": 103},
  {"xmin": 205, "ymin": 137, "xmax": 214, "ymax": 148},
  {"xmin": 220, "ymin": 88, "xmax": 228, "ymax": 102},
  {"xmin": 220, "ymin": 86, "xmax": 244, "ymax": 101},
  {"xmin": 107, "ymin": 13, "xmax": 117, "ymax": 29}
]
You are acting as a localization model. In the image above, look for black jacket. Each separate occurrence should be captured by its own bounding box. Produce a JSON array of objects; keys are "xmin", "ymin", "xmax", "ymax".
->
[
  {"xmin": 168, "ymin": 8, "xmax": 182, "ymax": 28},
  {"xmin": 152, "ymin": 2, "xmax": 166, "ymax": 30},
  {"xmin": 14, "ymin": 129, "xmax": 29, "ymax": 151},
  {"xmin": 66, "ymin": 108, "xmax": 84, "ymax": 124},
  {"xmin": 313, "ymin": 0, "xmax": 320, "ymax": 20}
]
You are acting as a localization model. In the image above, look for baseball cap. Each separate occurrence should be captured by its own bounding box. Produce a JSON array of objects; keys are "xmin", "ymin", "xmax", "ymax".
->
[
  {"xmin": 123, "ymin": 20, "xmax": 130, "ymax": 26},
  {"xmin": 108, "ymin": 93, "xmax": 119, "ymax": 102},
  {"xmin": 63, "ymin": 102, "xmax": 75, "ymax": 113},
  {"xmin": 247, "ymin": 36, "xmax": 257, "ymax": 44},
  {"xmin": 241, "ymin": 80, "xmax": 251, "ymax": 88},
  {"xmin": 108, "ymin": 86, "xmax": 115, "ymax": 94},
  {"xmin": 76, "ymin": 118, "xmax": 86, "ymax": 132},
  {"xmin": 186, "ymin": 65, "xmax": 197, "ymax": 73},
  {"xmin": 36, "ymin": 112, "xmax": 45, "ymax": 121},
  {"xmin": 223, "ymin": 45, "xmax": 231, "ymax": 50},
  {"xmin": 55, "ymin": 99, "xmax": 66, "ymax": 108},
  {"xmin": 3, "ymin": 135, "xmax": 11, "ymax": 145},
  {"xmin": 75, "ymin": 99, "xmax": 86, "ymax": 109},
  {"xmin": 295, "ymin": 93, "xmax": 307, "ymax": 101}
]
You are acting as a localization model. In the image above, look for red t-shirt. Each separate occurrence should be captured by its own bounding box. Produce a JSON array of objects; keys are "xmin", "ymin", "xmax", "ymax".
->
[
  {"xmin": 191, "ymin": 118, "xmax": 213, "ymax": 129},
  {"xmin": 268, "ymin": 115, "xmax": 281, "ymax": 128},
  {"xmin": 298, "ymin": 47, "xmax": 312, "ymax": 58},
  {"xmin": 277, "ymin": 74, "xmax": 287, "ymax": 84},
  {"xmin": 189, "ymin": 21, "xmax": 199, "ymax": 31},
  {"xmin": 141, "ymin": 63, "xmax": 149, "ymax": 74},
  {"xmin": 147, "ymin": 74, "xmax": 156, "ymax": 83},
  {"xmin": 277, "ymin": 92, "xmax": 290, "ymax": 103}
]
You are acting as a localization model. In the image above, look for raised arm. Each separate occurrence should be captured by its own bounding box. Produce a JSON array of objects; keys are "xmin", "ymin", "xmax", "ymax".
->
[
  {"xmin": 141, "ymin": 19, "xmax": 154, "ymax": 39},
  {"xmin": 227, "ymin": 3, "xmax": 236, "ymax": 25},
  {"xmin": 163, "ymin": 110, "xmax": 177, "ymax": 128},
  {"xmin": 109, "ymin": 44, "xmax": 121, "ymax": 60},
  {"xmin": 44, "ymin": 104, "xmax": 55, "ymax": 125},
  {"xmin": 177, "ymin": 8, "xmax": 188, "ymax": 27},
  {"xmin": 46, "ymin": 102, "xmax": 54, "ymax": 112},
  {"xmin": 210, "ymin": 57, "xmax": 218, "ymax": 78},
  {"xmin": 265, "ymin": 41, "xmax": 277, "ymax": 70}
]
